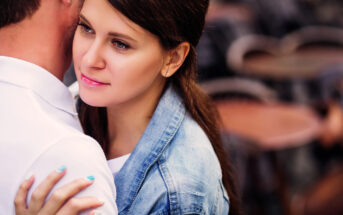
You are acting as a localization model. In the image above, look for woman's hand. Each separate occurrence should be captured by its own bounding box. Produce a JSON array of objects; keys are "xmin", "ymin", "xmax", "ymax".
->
[{"xmin": 14, "ymin": 166, "xmax": 104, "ymax": 215}]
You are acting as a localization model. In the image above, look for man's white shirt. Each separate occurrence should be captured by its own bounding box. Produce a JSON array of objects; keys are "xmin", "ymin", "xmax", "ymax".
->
[{"xmin": 0, "ymin": 56, "xmax": 118, "ymax": 214}]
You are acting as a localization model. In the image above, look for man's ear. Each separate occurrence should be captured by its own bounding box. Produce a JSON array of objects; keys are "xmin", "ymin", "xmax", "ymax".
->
[
  {"xmin": 161, "ymin": 42, "xmax": 190, "ymax": 78},
  {"xmin": 61, "ymin": 0, "xmax": 72, "ymax": 7}
]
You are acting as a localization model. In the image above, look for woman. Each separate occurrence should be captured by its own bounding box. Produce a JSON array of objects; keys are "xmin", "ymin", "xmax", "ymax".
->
[{"xmin": 15, "ymin": 0, "xmax": 241, "ymax": 214}]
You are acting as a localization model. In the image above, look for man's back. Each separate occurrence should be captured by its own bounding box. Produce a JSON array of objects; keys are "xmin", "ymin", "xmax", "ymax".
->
[{"xmin": 0, "ymin": 57, "xmax": 117, "ymax": 214}]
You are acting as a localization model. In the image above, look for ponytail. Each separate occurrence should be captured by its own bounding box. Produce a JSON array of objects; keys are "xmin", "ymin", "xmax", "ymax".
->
[{"xmin": 171, "ymin": 46, "xmax": 242, "ymax": 215}]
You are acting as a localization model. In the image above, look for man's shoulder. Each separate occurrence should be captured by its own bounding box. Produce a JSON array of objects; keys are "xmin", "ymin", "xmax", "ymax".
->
[
  {"xmin": 48, "ymin": 134, "xmax": 104, "ymax": 158},
  {"xmin": 0, "ymin": 81, "xmax": 84, "ymax": 139},
  {"xmin": 0, "ymin": 80, "xmax": 104, "ymax": 161}
]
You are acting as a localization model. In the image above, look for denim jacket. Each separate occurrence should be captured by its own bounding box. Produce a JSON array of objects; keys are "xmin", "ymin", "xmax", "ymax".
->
[{"xmin": 115, "ymin": 86, "xmax": 229, "ymax": 215}]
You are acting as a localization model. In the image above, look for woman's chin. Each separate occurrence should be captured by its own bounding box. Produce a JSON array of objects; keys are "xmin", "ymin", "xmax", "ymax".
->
[{"xmin": 79, "ymin": 94, "xmax": 107, "ymax": 107}]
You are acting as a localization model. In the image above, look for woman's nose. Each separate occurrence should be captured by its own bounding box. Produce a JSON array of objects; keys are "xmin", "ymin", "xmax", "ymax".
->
[{"xmin": 82, "ymin": 40, "xmax": 105, "ymax": 70}]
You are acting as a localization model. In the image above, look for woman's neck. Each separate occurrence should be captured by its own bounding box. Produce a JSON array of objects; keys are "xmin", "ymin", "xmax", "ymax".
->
[{"xmin": 106, "ymin": 82, "xmax": 165, "ymax": 159}]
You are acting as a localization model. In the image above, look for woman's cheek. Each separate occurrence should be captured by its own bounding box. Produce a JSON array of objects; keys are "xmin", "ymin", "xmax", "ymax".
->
[{"xmin": 73, "ymin": 34, "xmax": 89, "ymax": 67}]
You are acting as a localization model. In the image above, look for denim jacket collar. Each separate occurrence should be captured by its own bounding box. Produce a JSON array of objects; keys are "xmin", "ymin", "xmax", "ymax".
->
[{"xmin": 115, "ymin": 85, "xmax": 185, "ymax": 213}]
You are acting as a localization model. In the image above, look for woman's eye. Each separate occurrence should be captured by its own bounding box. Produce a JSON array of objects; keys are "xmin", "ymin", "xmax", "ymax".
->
[
  {"xmin": 78, "ymin": 22, "xmax": 94, "ymax": 34},
  {"xmin": 112, "ymin": 40, "xmax": 130, "ymax": 50}
]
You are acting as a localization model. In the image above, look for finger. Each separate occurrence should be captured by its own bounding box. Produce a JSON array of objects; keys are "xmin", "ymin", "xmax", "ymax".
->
[
  {"xmin": 40, "ymin": 176, "xmax": 95, "ymax": 214},
  {"xmin": 89, "ymin": 209, "xmax": 102, "ymax": 215},
  {"xmin": 28, "ymin": 165, "xmax": 67, "ymax": 213},
  {"xmin": 14, "ymin": 175, "xmax": 35, "ymax": 215},
  {"xmin": 55, "ymin": 197, "xmax": 104, "ymax": 215}
]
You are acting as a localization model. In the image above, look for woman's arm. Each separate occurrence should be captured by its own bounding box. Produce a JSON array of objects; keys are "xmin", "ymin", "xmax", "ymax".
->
[{"xmin": 15, "ymin": 167, "xmax": 103, "ymax": 215}]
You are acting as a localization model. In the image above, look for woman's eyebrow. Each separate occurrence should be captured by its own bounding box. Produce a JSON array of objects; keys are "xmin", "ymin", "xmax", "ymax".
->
[
  {"xmin": 78, "ymin": 14, "xmax": 137, "ymax": 43},
  {"xmin": 108, "ymin": 31, "xmax": 137, "ymax": 43}
]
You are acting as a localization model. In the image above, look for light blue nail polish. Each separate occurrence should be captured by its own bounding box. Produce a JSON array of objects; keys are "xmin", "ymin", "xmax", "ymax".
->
[
  {"xmin": 25, "ymin": 172, "xmax": 34, "ymax": 180},
  {"xmin": 56, "ymin": 165, "xmax": 66, "ymax": 173},
  {"xmin": 86, "ymin": 175, "xmax": 95, "ymax": 181}
]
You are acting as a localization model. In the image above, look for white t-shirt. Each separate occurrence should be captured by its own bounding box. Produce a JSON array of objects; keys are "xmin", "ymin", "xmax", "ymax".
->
[
  {"xmin": 0, "ymin": 56, "xmax": 118, "ymax": 214},
  {"xmin": 107, "ymin": 154, "xmax": 131, "ymax": 178}
]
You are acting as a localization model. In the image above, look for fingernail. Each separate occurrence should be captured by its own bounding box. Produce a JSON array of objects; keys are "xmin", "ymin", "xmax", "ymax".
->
[
  {"xmin": 56, "ymin": 165, "xmax": 67, "ymax": 173},
  {"xmin": 86, "ymin": 175, "xmax": 95, "ymax": 181},
  {"xmin": 25, "ymin": 172, "xmax": 34, "ymax": 180}
]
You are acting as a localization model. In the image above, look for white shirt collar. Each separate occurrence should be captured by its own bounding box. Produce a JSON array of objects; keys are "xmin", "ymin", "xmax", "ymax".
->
[{"xmin": 0, "ymin": 56, "xmax": 77, "ymax": 116}]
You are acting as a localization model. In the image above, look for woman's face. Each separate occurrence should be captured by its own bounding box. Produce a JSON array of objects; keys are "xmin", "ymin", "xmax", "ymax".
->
[{"xmin": 73, "ymin": 0, "xmax": 167, "ymax": 108}]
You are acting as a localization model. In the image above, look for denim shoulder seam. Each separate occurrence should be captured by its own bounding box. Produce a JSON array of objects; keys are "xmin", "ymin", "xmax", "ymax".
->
[
  {"xmin": 158, "ymin": 154, "xmax": 180, "ymax": 215},
  {"xmin": 155, "ymin": 207, "xmax": 205, "ymax": 215},
  {"xmin": 210, "ymin": 181, "xmax": 221, "ymax": 214}
]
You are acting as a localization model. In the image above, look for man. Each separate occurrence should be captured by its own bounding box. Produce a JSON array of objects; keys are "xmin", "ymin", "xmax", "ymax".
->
[{"xmin": 0, "ymin": 0, "xmax": 118, "ymax": 214}]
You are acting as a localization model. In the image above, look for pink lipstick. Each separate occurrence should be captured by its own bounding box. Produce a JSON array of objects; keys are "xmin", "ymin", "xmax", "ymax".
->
[{"xmin": 81, "ymin": 74, "xmax": 109, "ymax": 87}]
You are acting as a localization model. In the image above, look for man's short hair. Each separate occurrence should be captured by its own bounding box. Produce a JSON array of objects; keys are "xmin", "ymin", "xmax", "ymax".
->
[{"xmin": 0, "ymin": 0, "xmax": 41, "ymax": 28}]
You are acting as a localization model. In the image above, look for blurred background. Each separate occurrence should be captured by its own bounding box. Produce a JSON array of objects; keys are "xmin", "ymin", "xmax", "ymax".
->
[
  {"xmin": 64, "ymin": 0, "xmax": 343, "ymax": 214},
  {"xmin": 197, "ymin": 0, "xmax": 343, "ymax": 214}
]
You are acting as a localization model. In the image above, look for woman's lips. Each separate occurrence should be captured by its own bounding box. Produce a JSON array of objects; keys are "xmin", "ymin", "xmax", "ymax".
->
[{"xmin": 81, "ymin": 74, "xmax": 110, "ymax": 87}]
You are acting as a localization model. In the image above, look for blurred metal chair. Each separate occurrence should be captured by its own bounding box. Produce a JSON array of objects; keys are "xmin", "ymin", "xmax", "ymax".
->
[
  {"xmin": 201, "ymin": 77, "xmax": 323, "ymax": 215},
  {"xmin": 200, "ymin": 77, "xmax": 278, "ymax": 104},
  {"xmin": 197, "ymin": 1, "xmax": 256, "ymax": 81},
  {"xmin": 226, "ymin": 34, "xmax": 280, "ymax": 74},
  {"xmin": 200, "ymin": 77, "xmax": 281, "ymax": 215},
  {"xmin": 281, "ymin": 26, "xmax": 343, "ymax": 54},
  {"xmin": 227, "ymin": 26, "xmax": 343, "ymax": 106}
]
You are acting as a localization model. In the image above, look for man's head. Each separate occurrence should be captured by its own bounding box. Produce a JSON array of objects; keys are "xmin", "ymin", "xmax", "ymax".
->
[
  {"xmin": 0, "ymin": 0, "xmax": 41, "ymax": 28},
  {"xmin": 0, "ymin": 0, "xmax": 83, "ymax": 80}
]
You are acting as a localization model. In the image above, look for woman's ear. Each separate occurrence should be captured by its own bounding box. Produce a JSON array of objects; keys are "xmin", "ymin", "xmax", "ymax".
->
[{"xmin": 161, "ymin": 42, "xmax": 190, "ymax": 78}]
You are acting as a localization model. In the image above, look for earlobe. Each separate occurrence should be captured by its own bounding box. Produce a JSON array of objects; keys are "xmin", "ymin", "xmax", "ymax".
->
[{"xmin": 162, "ymin": 66, "xmax": 170, "ymax": 78}]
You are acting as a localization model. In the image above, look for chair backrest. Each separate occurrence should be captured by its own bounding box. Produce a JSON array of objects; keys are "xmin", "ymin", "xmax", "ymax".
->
[
  {"xmin": 226, "ymin": 34, "xmax": 280, "ymax": 72},
  {"xmin": 200, "ymin": 77, "xmax": 278, "ymax": 104},
  {"xmin": 281, "ymin": 26, "xmax": 343, "ymax": 54}
]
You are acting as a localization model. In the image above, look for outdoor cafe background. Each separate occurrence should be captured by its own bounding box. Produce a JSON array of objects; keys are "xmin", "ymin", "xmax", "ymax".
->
[
  {"xmin": 63, "ymin": 0, "xmax": 343, "ymax": 214},
  {"xmin": 196, "ymin": 0, "xmax": 343, "ymax": 214}
]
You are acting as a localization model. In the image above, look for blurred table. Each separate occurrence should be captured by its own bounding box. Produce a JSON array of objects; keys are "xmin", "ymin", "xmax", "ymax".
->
[
  {"xmin": 217, "ymin": 100, "xmax": 323, "ymax": 150},
  {"xmin": 206, "ymin": 2, "xmax": 253, "ymax": 23},
  {"xmin": 242, "ymin": 46, "xmax": 343, "ymax": 79}
]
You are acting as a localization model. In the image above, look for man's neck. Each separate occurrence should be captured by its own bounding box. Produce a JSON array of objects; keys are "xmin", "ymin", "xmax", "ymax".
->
[{"xmin": 0, "ymin": 15, "xmax": 70, "ymax": 81}]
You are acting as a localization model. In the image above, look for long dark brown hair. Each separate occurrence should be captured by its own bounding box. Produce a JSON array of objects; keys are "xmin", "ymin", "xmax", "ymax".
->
[{"xmin": 78, "ymin": 0, "xmax": 242, "ymax": 214}]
